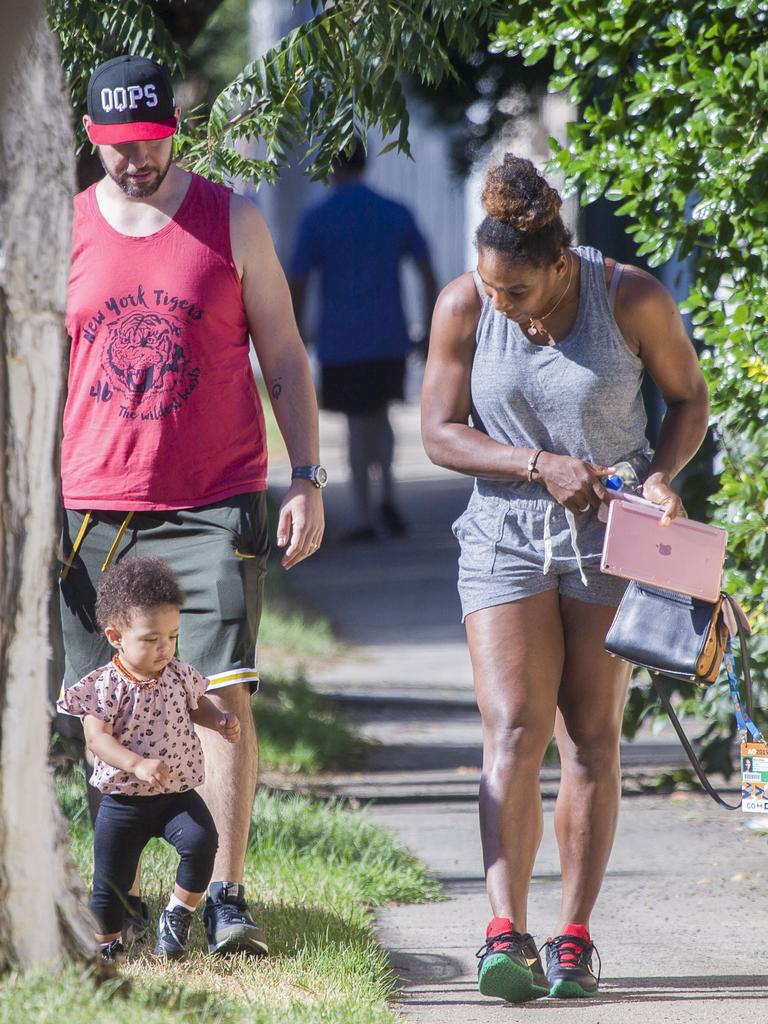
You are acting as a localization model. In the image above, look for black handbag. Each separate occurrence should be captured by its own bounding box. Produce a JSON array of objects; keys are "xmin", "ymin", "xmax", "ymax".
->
[{"xmin": 605, "ymin": 580, "xmax": 755, "ymax": 809}]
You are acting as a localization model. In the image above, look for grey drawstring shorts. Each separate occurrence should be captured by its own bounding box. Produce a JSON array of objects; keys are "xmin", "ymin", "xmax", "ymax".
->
[{"xmin": 453, "ymin": 493, "xmax": 628, "ymax": 621}]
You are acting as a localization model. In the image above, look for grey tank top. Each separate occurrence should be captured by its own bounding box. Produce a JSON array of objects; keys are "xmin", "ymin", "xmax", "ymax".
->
[{"xmin": 471, "ymin": 245, "xmax": 651, "ymax": 501}]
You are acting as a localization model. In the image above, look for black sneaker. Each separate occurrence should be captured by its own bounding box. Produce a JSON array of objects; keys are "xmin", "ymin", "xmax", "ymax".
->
[
  {"xmin": 100, "ymin": 938, "xmax": 125, "ymax": 963},
  {"xmin": 203, "ymin": 882, "xmax": 268, "ymax": 956},
  {"xmin": 123, "ymin": 895, "xmax": 151, "ymax": 945},
  {"xmin": 380, "ymin": 501, "xmax": 407, "ymax": 537},
  {"xmin": 153, "ymin": 906, "xmax": 193, "ymax": 960},
  {"xmin": 476, "ymin": 922, "xmax": 549, "ymax": 1002},
  {"xmin": 545, "ymin": 929, "xmax": 601, "ymax": 997}
]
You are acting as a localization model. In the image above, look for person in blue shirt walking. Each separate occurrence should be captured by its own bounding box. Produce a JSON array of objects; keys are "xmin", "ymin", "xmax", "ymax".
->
[{"xmin": 289, "ymin": 139, "xmax": 438, "ymax": 541}]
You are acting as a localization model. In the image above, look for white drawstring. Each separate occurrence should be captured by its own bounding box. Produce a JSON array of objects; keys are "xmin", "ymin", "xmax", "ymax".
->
[
  {"xmin": 542, "ymin": 503, "xmax": 589, "ymax": 586},
  {"xmin": 564, "ymin": 508, "xmax": 589, "ymax": 587},
  {"xmin": 543, "ymin": 503, "xmax": 554, "ymax": 575}
]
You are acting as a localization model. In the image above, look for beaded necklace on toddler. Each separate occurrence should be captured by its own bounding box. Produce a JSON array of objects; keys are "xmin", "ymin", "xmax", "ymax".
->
[{"xmin": 112, "ymin": 653, "xmax": 161, "ymax": 691}]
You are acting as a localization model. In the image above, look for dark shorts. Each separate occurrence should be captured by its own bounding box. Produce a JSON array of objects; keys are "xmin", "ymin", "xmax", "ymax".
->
[
  {"xmin": 321, "ymin": 357, "xmax": 405, "ymax": 414},
  {"xmin": 59, "ymin": 492, "xmax": 269, "ymax": 693}
]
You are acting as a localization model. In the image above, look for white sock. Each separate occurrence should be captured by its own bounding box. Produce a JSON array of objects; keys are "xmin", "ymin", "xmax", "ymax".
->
[{"xmin": 166, "ymin": 893, "xmax": 196, "ymax": 914}]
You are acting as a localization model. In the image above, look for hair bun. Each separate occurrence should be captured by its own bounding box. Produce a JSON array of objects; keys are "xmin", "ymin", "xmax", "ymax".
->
[{"xmin": 482, "ymin": 154, "xmax": 562, "ymax": 233}]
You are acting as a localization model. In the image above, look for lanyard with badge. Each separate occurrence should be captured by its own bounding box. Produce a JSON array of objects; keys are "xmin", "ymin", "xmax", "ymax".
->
[{"xmin": 728, "ymin": 641, "xmax": 768, "ymax": 813}]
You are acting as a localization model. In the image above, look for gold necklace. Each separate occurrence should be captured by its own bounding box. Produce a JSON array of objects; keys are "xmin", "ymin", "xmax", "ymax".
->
[
  {"xmin": 526, "ymin": 252, "xmax": 574, "ymax": 347},
  {"xmin": 113, "ymin": 653, "xmax": 161, "ymax": 690}
]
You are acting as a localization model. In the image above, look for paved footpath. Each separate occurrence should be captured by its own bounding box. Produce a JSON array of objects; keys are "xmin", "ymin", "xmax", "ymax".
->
[{"xmin": 269, "ymin": 379, "xmax": 768, "ymax": 1023}]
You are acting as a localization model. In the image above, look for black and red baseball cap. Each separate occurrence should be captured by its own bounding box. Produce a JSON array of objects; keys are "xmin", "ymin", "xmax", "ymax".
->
[{"xmin": 86, "ymin": 55, "xmax": 177, "ymax": 145}]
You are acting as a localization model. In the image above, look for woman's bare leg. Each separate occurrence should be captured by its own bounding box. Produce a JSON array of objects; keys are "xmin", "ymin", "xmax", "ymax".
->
[
  {"xmin": 467, "ymin": 590, "xmax": 564, "ymax": 932},
  {"xmin": 553, "ymin": 595, "xmax": 632, "ymax": 932}
]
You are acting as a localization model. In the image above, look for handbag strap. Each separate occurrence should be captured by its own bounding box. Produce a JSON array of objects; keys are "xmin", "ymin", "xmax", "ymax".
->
[
  {"xmin": 650, "ymin": 673, "xmax": 742, "ymax": 810},
  {"xmin": 724, "ymin": 594, "xmax": 758, "ymax": 729},
  {"xmin": 650, "ymin": 594, "xmax": 761, "ymax": 811}
]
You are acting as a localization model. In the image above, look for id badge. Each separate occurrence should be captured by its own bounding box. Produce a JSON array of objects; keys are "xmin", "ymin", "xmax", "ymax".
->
[{"xmin": 740, "ymin": 742, "xmax": 768, "ymax": 813}]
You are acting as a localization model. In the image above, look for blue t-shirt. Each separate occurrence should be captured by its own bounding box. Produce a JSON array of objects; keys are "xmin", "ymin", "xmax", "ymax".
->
[{"xmin": 289, "ymin": 183, "xmax": 429, "ymax": 366}]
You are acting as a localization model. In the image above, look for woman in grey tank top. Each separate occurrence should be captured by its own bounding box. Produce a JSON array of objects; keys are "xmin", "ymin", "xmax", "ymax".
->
[{"xmin": 422, "ymin": 155, "xmax": 709, "ymax": 1002}]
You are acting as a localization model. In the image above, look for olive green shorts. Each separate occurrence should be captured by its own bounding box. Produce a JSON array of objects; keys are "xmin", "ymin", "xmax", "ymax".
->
[{"xmin": 58, "ymin": 492, "xmax": 269, "ymax": 693}]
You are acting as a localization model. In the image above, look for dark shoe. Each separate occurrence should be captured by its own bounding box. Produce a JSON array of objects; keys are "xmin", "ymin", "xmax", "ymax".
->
[
  {"xmin": 545, "ymin": 925, "xmax": 601, "ymax": 997},
  {"xmin": 203, "ymin": 882, "xmax": 268, "ymax": 956},
  {"xmin": 340, "ymin": 526, "xmax": 377, "ymax": 544},
  {"xmin": 100, "ymin": 938, "xmax": 125, "ymax": 963},
  {"xmin": 380, "ymin": 501, "xmax": 407, "ymax": 537},
  {"xmin": 123, "ymin": 895, "xmax": 151, "ymax": 945},
  {"xmin": 153, "ymin": 906, "xmax": 193, "ymax": 960},
  {"xmin": 476, "ymin": 918, "xmax": 549, "ymax": 1002}
]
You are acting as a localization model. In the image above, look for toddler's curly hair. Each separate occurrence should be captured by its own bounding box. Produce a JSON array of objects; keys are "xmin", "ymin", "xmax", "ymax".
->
[{"xmin": 95, "ymin": 557, "xmax": 185, "ymax": 629}]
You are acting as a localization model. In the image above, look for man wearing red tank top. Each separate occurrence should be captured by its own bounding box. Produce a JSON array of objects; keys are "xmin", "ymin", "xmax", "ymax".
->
[{"xmin": 59, "ymin": 55, "xmax": 326, "ymax": 957}]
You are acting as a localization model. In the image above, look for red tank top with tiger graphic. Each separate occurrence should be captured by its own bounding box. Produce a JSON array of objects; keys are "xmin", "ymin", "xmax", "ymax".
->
[{"xmin": 63, "ymin": 172, "xmax": 268, "ymax": 511}]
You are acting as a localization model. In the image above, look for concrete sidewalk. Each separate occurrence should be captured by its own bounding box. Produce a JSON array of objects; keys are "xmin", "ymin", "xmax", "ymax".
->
[
  {"xmin": 269, "ymin": 387, "xmax": 768, "ymax": 1023},
  {"xmin": 373, "ymin": 794, "xmax": 768, "ymax": 1023}
]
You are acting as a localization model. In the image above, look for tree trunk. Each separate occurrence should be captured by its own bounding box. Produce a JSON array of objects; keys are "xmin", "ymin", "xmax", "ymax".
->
[{"xmin": 0, "ymin": 5, "xmax": 96, "ymax": 969}]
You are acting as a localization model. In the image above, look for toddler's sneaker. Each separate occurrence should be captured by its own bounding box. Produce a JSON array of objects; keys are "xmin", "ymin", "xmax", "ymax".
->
[
  {"xmin": 154, "ymin": 905, "xmax": 193, "ymax": 959},
  {"xmin": 476, "ymin": 916, "xmax": 549, "ymax": 1002},
  {"xmin": 544, "ymin": 923, "xmax": 601, "ymax": 997},
  {"xmin": 123, "ymin": 895, "xmax": 151, "ymax": 945},
  {"xmin": 100, "ymin": 938, "xmax": 125, "ymax": 963},
  {"xmin": 203, "ymin": 882, "xmax": 268, "ymax": 956}
]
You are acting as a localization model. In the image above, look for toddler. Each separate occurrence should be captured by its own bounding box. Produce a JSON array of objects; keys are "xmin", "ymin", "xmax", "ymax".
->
[{"xmin": 58, "ymin": 557, "xmax": 240, "ymax": 962}]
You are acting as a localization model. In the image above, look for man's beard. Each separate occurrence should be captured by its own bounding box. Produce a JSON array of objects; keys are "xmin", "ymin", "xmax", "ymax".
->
[{"xmin": 100, "ymin": 151, "xmax": 173, "ymax": 198}]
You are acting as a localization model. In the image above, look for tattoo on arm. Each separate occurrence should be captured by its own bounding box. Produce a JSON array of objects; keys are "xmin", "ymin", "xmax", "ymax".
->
[{"xmin": 270, "ymin": 377, "xmax": 283, "ymax": 400}]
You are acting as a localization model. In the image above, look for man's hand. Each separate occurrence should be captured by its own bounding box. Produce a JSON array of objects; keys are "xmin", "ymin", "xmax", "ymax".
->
[
  {"xmin": 216, "ymin": 711, "xmax": 241, "ymax": 744},
  {"xmin": 277, "ymin": 479, "xmax": 325, "ymax": 569},
  {"xmin": 133, "ymin": 757, "xmax": 170, "ymax": 789}
]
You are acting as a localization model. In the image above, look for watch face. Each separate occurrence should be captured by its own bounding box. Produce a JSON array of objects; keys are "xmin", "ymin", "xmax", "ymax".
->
[{"xmin": 314, "ymin": 466, "xmax": 328, "ymax": 487}]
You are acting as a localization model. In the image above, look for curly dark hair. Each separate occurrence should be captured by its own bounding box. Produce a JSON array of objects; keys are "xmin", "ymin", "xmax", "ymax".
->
[
  {"xmin": 475, "ymin": 153, "xmax": 572, "ymax": 266},
  {"xmin": 95, "ymin": 557, "xmax": 185, "ymax": 629}
]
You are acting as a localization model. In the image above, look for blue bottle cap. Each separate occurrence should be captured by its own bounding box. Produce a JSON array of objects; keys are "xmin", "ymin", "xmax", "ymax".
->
[{"xmin": 604, "ymin": 475, "xmax": 623, "ymax": 491}]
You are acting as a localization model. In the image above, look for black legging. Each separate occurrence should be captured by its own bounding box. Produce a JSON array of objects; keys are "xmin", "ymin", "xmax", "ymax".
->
[{"xmin": 91, "ymin": 789, "xmax": 218, "ymax": 934}]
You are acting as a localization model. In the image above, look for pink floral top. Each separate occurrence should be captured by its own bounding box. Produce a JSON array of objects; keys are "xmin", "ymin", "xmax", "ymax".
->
[{"xmin": 57, "ymin": 658, "xmax": 209, "ymax": 796}]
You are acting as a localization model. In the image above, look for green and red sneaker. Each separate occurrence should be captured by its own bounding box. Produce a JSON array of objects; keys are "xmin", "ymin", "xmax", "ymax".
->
[
  {"xmin": 476, "ymin": 917, "xmax": 549, "ymax": 1003},
  {"xmin": 544, "ymin": 923, "xmax": 601, "ymax": 997}
]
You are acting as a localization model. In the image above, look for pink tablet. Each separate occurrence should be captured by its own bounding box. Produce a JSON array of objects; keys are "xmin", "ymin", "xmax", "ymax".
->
[{"xmin": 600, "ymin": 495, "xmax": 727, "ymax": 602}]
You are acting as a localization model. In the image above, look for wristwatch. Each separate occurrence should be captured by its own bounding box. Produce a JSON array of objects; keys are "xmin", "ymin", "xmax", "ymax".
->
[{"xmin": 291, "ymin": 464, "xmax": 328, "ymax": 489}]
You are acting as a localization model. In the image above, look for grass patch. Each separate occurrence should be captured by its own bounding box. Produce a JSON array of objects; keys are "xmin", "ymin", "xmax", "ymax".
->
[
  {"xmin": 0, "ymin": 968, "xmax": 397, "ymax": 1024},
  {"xmin": 241, "ymin": 451, "xmax": 348, "ymax": 773},
  {"xmin": 254, "ymin": 376, "xmax": 341, "ymax": 666},
  {"xmin": 258, "ymin": 589, "xmax": 339, "ymax": 664},
  {"xmin": 255, "ymin": 677, "xmax": 366, "ymax": 774},
  {"xmin": 30, "ymin": 772, "xmax": 440, "ymax": 1024},
  {"xmin": 256, "ymin": 494, "xmax": 341, "ymax": 668}
]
